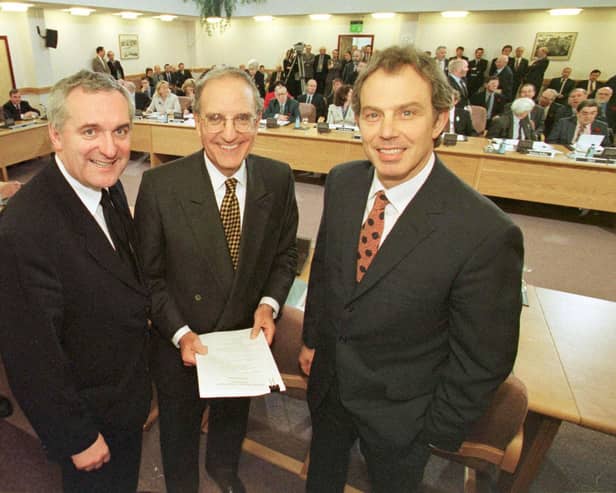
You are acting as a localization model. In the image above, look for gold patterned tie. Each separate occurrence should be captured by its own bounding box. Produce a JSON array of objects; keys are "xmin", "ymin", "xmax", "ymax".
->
[{"xmin": 220, "ymin": 178, "xmax": 241, "ymax": 269}]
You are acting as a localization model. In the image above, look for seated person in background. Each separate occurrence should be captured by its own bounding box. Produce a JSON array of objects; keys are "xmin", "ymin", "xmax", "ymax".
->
[
  {"xmin": 538, "ymin": 88, "xmax": 566, "ymax": 138},
  {"xmin": 562, "ymin": 88, "xmax": 587, "ymax": 119},
  {"xmin": 175, "ymin": 62, "xmax": 193, "ymax": 87},
  {"xmin": 140, "ymin": 77, "xmax": 153, "ymax": 98},
  {"xmin": 487, "ymin": 97, "xmax": 538, "ymax": 140},
  {"xmin": 547, "ymin": 99, "xmax": 611, "ymax": 146},
  {"xmin": 297, "ymin": 79, "xmax": 327, "ymax": 121},
  {"xmin": 506, "ymin": 83, "xmax": 544, "ymax": 138},
  {"xmin": 576, "ymin": 69, "xmax": 602, "ymax": 98},
  {"xmin": 146, "ymin": 81, "xmax": 181, "ymax": 114},
  {"xmin": 595, "ymin": 86, "xmax": 616, "ymax": 132},
  {"xmin": 547, "ymin": 67, "xmax": 575, "ymax": 103},
  {"xmin": 326, "ymin": 77, "xmax": 343, "ymax": 106},
  {"xmin": 470, "ymin": 76, "xmax": 505, "ymax": 124},
  {"xmin": 0, "ymin": 181, "xmax": 21, "ymax": 201},
  {"xmin": 3, "ymin": 89, "xmax": 40, "ymax": 120},
  {"xmin": 135, "ymin": 79, "xmax": 152, "ymax": 111},
  {"xmin": 263, "ymin": 83, "xmax": 300, "ymax": 121},
  {"xmin": 445, "ymin": 90, "xmax": 476, "ymax": 136},
  {"xmin": 179, "ymin": 78, "xmax": 196, "ymax": 113},
  {"xmin": 326, "ymin": 84, "xmax": 355, "ymax": 126}
]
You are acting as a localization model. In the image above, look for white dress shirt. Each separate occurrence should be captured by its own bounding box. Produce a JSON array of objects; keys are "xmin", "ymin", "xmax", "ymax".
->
[
  {"xmin": 171, "ymin": 153, "xmax": 280, "ymax": 347},
  {"xmin": 362, "ymin": 153, "xmax": 435, "ymax": 244},
  {"xmin": 55, "ymin": 155, "xmax": 115, "ymax": 249}
]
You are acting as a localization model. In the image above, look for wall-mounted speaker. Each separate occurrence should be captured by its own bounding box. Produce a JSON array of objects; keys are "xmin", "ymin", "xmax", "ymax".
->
[{"xmin": 45, "ymin": 29, "xmax": 58, "ymax": 49}]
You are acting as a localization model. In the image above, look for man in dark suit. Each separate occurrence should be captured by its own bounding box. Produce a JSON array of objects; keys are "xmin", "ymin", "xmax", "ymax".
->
[
  {"xmin": 106, "ymin": 50, "xmax": 124, "ymax": 79},
  {"xmin": 547, "ymin": 67, "xmax": 576, "ymax": 103},
  {"xmin": 0, "ymin": 70, "xmax": 151, "ymax": 493},
  {"xmin": 511, "ymin": 46, "xmax": 529, "ymax": 97},
  {"xmin": 434, "ymin": 45, "xmax": 448, "ymax": 74},
  {"xmin": 561, "ymin": 88, "xmax": 588, "ymax": 120},
  {"xmin": 313, "ymin": 46, "xmax": 331, "ymax": 94},
  {"xmin": 576, "ymin": 69, "xmax": 603, "ymax": 98},
  {"xmin": 175, "ymin": 62, "xmax": 193, "ymax": 87},
  {"xmin": 596, "ymin": 86, "xmax": 616, "ymax": 132},
  {"xmin": 447, "ymin": 59, "xmax": 470, "ymax": 109},
  {"xmin": 494, "ymin": 55, "xmax": 514, "ymax": 101},
  {"xmin": 445, "ymin": 90, "xmax": 476, "ymax": 136},
  {"xmin": 524, "ymin": 46, "xmax": 549, "ymax": 95},
  {"xmin": 134, "ymin": 67, "xmax": 298, "ymax": 493},
  {"xmin": 247, "ymin": 59, "xmax": 266, "ymax": 98},
  {"xmin": 538, "ymin": 88, "xmax": 566, "ymax": 138},
  {"xmin": 297, "ymin": 78, "xmax": 328, "ymax": 121},
  {"xmin": 342, "ymin": 49, "xmax": 362, "ymax": 85},
  {"xmin": 547, "ymin": 99, "xmax": 611, "ymax": 146},
  {"xmin": 263, "ymin": 83, "xmax": 301, "ymax": 121},
  {"xmin": 299, "ymin": 45, "xmax": 523, "ymax": 493},
  {"xmin": 489, "ymin": 44, "xmax": 514, "ymax": 75},
  {"xmin": 504, "ymin": 83, "xmax": 545, "ymax": 138},
  {"xmin": 470, "ymin": 76, "xmax": 506, "ymax": 123},
  {"xmin": 467, "ymin": 47, "xmax": 488, "ymax": 96},
  {"xmin": 2, "ymin": 88, "xmax": 40, "ymax": 120},
  {"xmin": 488, "ymin": 97, "xmax": 538, "ymax": 140}
]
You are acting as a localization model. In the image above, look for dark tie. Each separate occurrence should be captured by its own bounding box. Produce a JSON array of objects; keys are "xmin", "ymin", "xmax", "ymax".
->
[
  {"xmin": 100, "ymin": 188, "xmax": 139, "ymax": 279},
  {"xmin": 307, "ymin": 95, "xmax": 312, "ymax": 104},
  {"xmin": 487, "ymin": 93, "xmax": 494, "ymax": 119},
  {"xmin": 460, "ymin": 79, "xmax": 468, "ymax": 98},
  {"xmin": 356, "ymin": 191, "xmax": 389, "ymax": 282},
  {"xmin": 220, "ymin": 178, "xmax": 241, "ymax": 269}
]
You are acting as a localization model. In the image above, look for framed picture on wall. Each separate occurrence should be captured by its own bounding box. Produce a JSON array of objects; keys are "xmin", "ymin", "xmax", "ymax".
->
[
  {"xmin": 532, "ymin": 32, "xmax": 577, "ymax": 61},
  {"xmin": 119, "ymin": 34, "xmax": 139, "ymax": 60},
  {"xmin": 338, "ymin": 34, "xmax": 374, "ymax": 57}
]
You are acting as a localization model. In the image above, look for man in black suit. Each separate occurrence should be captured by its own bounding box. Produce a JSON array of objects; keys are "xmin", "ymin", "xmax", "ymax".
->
[
  {"xmin": 263, "ymin": 83, "xmax": 301, "ymax": 121},
  {"xmin": 504, "ymin": 83, "xmax": 545, "ymax": 138},
  {"xmin": 434, "ymin": 45, "xmax": 448, "ymax": 74},
  {"xmin": 175, "ymin": 62, "xmax": 193, "ymax": 87},
  {"xmin": 445, "ymin": 90, "xmax": 476, "ymax": 136},
  {"xmin": 447, "ymin": 59, "xmax": 470, "ymax": 109},
  {"xmin": 494, "ymin": 55, "xmax": 514, "ymax": 101},
  {"xmin": 3, "ymin": 88, "xmax": 40, "ymax": 120},
  {"xmin": 511, "ymin": 46, "xmax": 529, "ymax": 97},
  {"xmin": 297, "ymin": 78, "xmax": 327, "ymax": 121},
  {"xmin": 467, "ymin": 47, "xmax": 488, "ymax": 96},
  {"xmin": 314, "ymin": 46, "xmax": 331, "ymax": 94},
  {"xmin": 489, "ymin": 44, "xmax": 514, "ymax": 75},
  {"xmin": 342, "ymin": 49, "xmax": 362, "ymax": 85},
  {"xmin": 163, "ymin": 63, "xmax": 177, "ymax": 86},
  {"xmin": 299, "ymin": 45, "xmax": 523, "ymax": 493},
  {"xmin": 247, "ymin": 59, "xmax": 266, "ymax": 98},
  {"xmin": 135, "ymin": 67, "xmax": 298, "ymax": 493},
  {"xmin": 524, "ymin": 46, "xmax": 549, "ymax": 95},
  {"xmin": 596, "ymin": 86, "xmax": 616, "ymax": 132},
  {"xmin": 448, "ymin": 46, "xmax": 468, "ymax": 62},
  {"xmin": 547, "ymin": 99, "xmax": 611, "ymax": 146},
  {"xmin": 470, "ymin": 76, "xmax": 506, "ymax": 123},
  {"xmin": 488, "ymin": 97, "xmax": 538, "ymax": 140},
  {"xmin": 538, "ymin": 88, "xmax": 566, "ymax": 138},
  {"xmin": 576, "ymin": 69, "xmax": 602, "ymax": 98},
  {"xmin": 106, "ymin": 50, "xmax": 124, "ymax": 80},
  {"xmin": 0, "ymin": 70, "xmax": 151, "ymax": 493},
  {"xmin": 547, "ymin": 67, "xmax": 576, "ymax": 103},
  {"xmin": 561, "ymin": 88, "xmax": 588, "ymax": 120}
]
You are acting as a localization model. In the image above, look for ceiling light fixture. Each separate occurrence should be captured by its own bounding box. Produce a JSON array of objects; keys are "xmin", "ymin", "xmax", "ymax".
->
[
  {"xmin": 114, "ymin": 11, "xmax": 142, "ymax": 20},
  {"xmin": 309, "ymin": 14, "xmax": 331, "ymax": 21},
  {"xmin": 254, "ymin": 15, "xmax": 273, "ymax": 22},
  {"xmin": 0, "ymin": 2, "xmax": 33, "ymax": 12},
  {"xmin": 64, "ymin": 7, "xmax": 95, "ymax": 16},
  {"xmin": 154, "ymin": 14, "xmax": 177, "ymax": 21},
  {"xmin": 549, "ymin": 8, "xmax": 582, "ymax": 15},
  {"xmin": 441, "ymin": 11, "xmax": 469, "ymax": 18},
  {"xmin": 371, "ymin": 12, "xmax": 395, "ymax": 19}
]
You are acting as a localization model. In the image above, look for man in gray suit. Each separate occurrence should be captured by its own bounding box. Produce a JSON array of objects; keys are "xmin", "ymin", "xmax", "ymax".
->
[
  {"xmin": 299, "ymin": 45, "xmax": 523, "ymax": 493},
  {"xmin": 91, "ymin": 46, "xmax": 110, "ymax": 74},
  {"xmin": 135, "ymin": 67, "xmax": 298, "ymax": 493}
]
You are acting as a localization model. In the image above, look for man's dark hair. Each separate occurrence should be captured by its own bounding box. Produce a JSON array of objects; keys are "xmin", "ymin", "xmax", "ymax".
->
[
  {"xmin": 9, "ymin": 88, "xmax": 19, "ymax": 96},
  {"xmin": 502, "ymin": 44, "xmax": 513, "ymax": 52},
  {"xmin": 590, "ymin": 69, "xmax": 601, "ymax": 75},
  {"xmin": 577, "ymin": 99, "xmax": 599, "ymax": 112},
  {"xmin": 96, "ymin": 46, "xmax": 104, "ymax": 54},
  {"xmin": 145, "ymin": 67, "xmax": 153, "ymax": 73}
]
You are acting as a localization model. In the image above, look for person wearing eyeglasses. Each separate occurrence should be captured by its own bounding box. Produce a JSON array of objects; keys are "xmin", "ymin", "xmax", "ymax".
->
[{"xmin": 134, "ymin": 66, "xmax": 299, "ymax": 493}]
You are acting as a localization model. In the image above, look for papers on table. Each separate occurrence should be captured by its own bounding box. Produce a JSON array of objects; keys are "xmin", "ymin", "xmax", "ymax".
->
[
  {"xmin": 574, "ymin": 134, "xmax": 604, "ymax": 153},
  {"xmin": 195, "ymin": 328, "xmax": 285, "ymax": 398}
]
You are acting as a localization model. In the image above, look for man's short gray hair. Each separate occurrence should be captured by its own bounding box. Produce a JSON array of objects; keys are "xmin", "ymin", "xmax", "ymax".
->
[
  {"xmin": 193, "ymin": 66, "xmax": 263, "ymax": 116},
  {"xmin": 511, "ymin": 97, "xmax": 535, "ymax": 116},
  {"xmin": 48, "ymin": 70, "xmax": 134, "ymax": 131},
  {"xmin": 448, "ymin": 59, "xmax": 466, "ymax": 74}
]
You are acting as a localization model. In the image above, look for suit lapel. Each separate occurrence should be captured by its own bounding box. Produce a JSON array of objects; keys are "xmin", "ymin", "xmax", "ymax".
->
[
  {"xmin": 339, "ymin": 164, "xmax": 374, "ymax": 302},
  {"xmin": 47, "ymin": 160, "xmax": 146, "ymax": 294},
  {"xmin": 178, "ymin": 153, "xmax": 234, "ymax": 295},
  {"xmin": 349, "ymin": 161, "xmax": 446, "ymax": 303}
]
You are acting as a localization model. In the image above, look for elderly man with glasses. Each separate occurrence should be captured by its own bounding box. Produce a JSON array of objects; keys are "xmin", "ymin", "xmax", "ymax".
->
[{"xmin": 134, "ymin": 66, "xmax": 298, "ymax": 493}]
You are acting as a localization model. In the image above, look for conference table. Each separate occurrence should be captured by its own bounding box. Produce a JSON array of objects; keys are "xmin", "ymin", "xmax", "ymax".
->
[
  {"xmin": 130, "ymin": 119, "xmax": 616, "ymax": 213},
  {"xmin": 2, "ymin": 119, "xmax": 616, "ymax": 213}
]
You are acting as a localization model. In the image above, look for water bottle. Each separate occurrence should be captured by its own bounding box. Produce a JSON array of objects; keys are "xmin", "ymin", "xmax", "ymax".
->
[
  {"xmin": 586, "ymin": 144, "xmax": 596, "ymax": 158},
  {"xmin": 294, "ymin": 115, "xmax": 301, "ymax": 129}
]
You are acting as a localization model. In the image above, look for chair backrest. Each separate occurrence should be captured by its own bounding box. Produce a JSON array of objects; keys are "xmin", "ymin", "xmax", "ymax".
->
[
  {"xmin": 431, "ymin": 375, "xmax": 528, "ymax": 474},
  {"xmin": 270, "ymin": 305, "xmax": 307, "ymax": 396},
  {"xmin": 178, "ymin": 96, "xmax": 192, "ymax": 113},
  {"xmin": 470, "ymin": 105, "xmax": 488, "ymax": 135},
  {"xmin": 299, "ymin": 102, "xmax": 316, "ymax": 123}
]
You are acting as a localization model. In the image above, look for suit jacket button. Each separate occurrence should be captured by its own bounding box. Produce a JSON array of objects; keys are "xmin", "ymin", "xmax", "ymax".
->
[{"xmin": 194, "ymin": 294, "xmax": 202, "ymax": 302}]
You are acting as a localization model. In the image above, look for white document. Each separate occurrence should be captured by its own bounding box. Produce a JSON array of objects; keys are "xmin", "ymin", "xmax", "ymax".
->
[{"xmin": 195, "ymin": 328, "xmax": 286, "ymax": 398}]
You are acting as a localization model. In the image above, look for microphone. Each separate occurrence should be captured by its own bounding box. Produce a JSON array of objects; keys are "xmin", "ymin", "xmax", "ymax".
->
[{"xmin": 0, "ymin": 394, "xmax": 14, "ymax": 418}]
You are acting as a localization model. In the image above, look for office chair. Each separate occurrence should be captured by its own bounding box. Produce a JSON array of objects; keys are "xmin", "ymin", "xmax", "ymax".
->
[
  {"xmin": 430, "ymin": 375, "xmax": 528, "ymax": 493},
  {"xmin": 299, "ymin": 102, "xmax": 317, "ymax": 123},
  {"xmin": 470, "ymin": 105, "xmax": 488, "ymax": 135}
]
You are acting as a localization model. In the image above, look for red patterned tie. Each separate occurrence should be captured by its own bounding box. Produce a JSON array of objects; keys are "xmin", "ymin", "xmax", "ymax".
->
[{"xmin": 356, "ymin": 191, "xmax": 389, "ymax": 282}]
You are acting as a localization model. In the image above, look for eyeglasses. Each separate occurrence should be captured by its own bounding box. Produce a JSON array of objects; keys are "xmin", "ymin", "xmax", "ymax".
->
[{"xmin": 200, "ymin": 113, "xmax": 257, "ymax": 133}]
